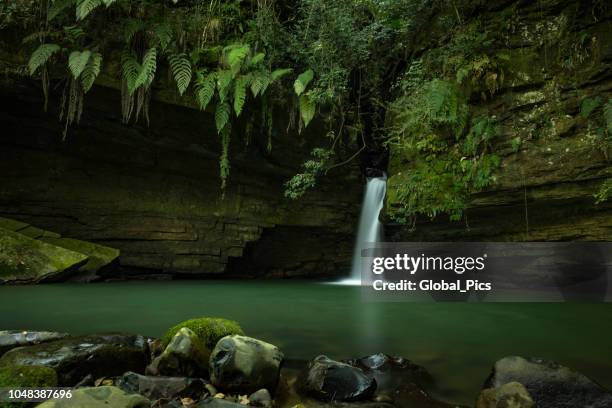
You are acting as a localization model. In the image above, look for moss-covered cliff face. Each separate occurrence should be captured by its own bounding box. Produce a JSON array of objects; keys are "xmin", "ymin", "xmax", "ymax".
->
[
  {"xmin": 0, "ymin": 77, "xmax": 361, "ymax": 277},
  {"xmin": 385, "ymin": 0, "xmax": 612, "ymax": 241}
]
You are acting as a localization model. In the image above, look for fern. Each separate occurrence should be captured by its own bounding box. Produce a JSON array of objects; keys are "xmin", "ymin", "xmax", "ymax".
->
[
  {"xmin": 80, "ymin": 52, "xmax": 102, "ymax": 92},
  {"xmin": 249, "ymin": 53, "xmax": 265, "ymax": 67},
  {"xmin": 271, "ymin": 68, "xmax": 292, "ymax": 82},
  {"xmin": 134, "ymin": 47, "xmax": 157, "ymax": 90},
  {"xmin": 76, "ymin": 0, "xmax": 101, "ymax": 20},
  {"xmin": 215, "ymin": 102, "xmax": 231, "ymax": 133},
  {"xmin": 250, "ymin": 73, "xmax": 264, "ymax": 97},
  {"xmin": 168, "ymin": 53, "xmax": 192, "ymax": 96},
  {"xmin": 68, "ymin": 50, "xmax": 92, "ymax": 79},
  {"xmin": 48, "ymin": 0, "xmax": 74, "ymax": 21},
  {"xmin": 121, "ymin": 51, "xmax": 140, "ymax": 95},
  {"xmin": 580, "ymin": 97, "xmax": 602, "ymax": 118},
  {"xmin": 29, "ymin": 44, "xmax": 61, "ymax": 75},
  {"xmin": 294, "ymin": 69, "xmax": 314, "ymax": 96},
  {"xmin": 299, "ymin": 93, "xmax": 316, "ymax": 128},
  {"xmin": 195, "ymin": 71, "xmax": 216, "ymax": 111},
  {"xmin": 225, "ymin": 44, "xmax": 249, "ymax": 72},
  {"xmin": 123, "ymin": 19, "xmax": 145, "ymax": 44},
  {"xmin": 233, "ymin": 75, "xmax": 248, "ymax": 116},
  {"xmin": 153, "ymin": 24, "xmax": 172, "ymax": 51},
  {"xmin": 216, "ymin": 69, "xmax": 233, "ymax": 103},
  {"xmin": 604, "ymin": 99, "xmax": 612, "ymax": 134},
  {"xmin": 220, "ymin": 126, "xmax": 231, "ymax": 192}
]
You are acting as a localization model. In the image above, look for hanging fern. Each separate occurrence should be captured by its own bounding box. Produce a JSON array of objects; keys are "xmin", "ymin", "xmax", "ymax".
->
[
  {"xmin": 216, "ymin": 69, "xmax": 233, "ymax": 103},
  {"xmin": 215, "ymin": 102, "xmax": 231, "ymax": 133},
  {"xmin": 28, "ymin": 44, "xmax": 61, "ymax": 75},
  {"xmin": 294, "ymin": 69, "xmax": 314, "ymax": 96},
  {"xmin": 225, "ymin": 44, "xmax": 249, "ymax": 72},
  {"xmin": 220, "ymin": 126, "xmax": 231, "ymax": 192},
  {"xmin": 134, "ymin": 47, "xmax": 157, "ymax": 90},
  {"xmin": 80, "ymin": 52, "xmax": 102, "ymax": 92},
  {"xmin": 121, "ymin": 51, "xmax": 140, "ymax": 94},
  {"xmin": 271, "ymin": 68, "xmax": 293, "ymax": 81},
  {"xmin": 68, "ymin": 50, "xmax": 92, "ymax": 79},
  {"xmin": 168, "ymin": 53, "xmax": 192, "ymax": 96},
  {"xmin": 233, "ymin": 75, "xmax": 248, "ymax": 116},
  {"xmin": 195, "ymin": 71, "xmax": 216, "ymax": 111},
  {"xmin": 249, "ymin": 53, "xmax": 265, "ymax": 67},
  {"xmin": 76, "ymin": 0, "xmax": 115, "ymax": 20}
]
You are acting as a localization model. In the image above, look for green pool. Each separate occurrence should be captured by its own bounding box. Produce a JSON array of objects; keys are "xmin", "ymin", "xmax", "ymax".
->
[{"xmin": 0, "ymin": 280, "xmax": 610, "ymax": 405}]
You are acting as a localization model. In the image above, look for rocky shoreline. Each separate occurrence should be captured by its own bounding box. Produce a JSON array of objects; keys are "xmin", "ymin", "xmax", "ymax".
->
[{"xmin": 1, "ymin": 318, "xmax": 611, "ymax": 408}]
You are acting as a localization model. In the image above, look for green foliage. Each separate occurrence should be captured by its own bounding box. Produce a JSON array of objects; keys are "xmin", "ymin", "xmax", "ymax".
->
[
  {"xmin": 387, "ymin": 76, "xmax": 500, "ymax": 222},
  {"xmin": 604, "ymin": 99, "xmax": 612, "ymax": 135},
  {"xmin": 168, "ymin": 53, "xmax": 192, "ymax": 96},
  {"xmin": 28, "ymin": 44, "xmax": 61, "ymax": 75},
  {"xmin": 285, "ymin": 148, "xmax": 333, "ymax": 199},
  {"xmin": 294, "ymin": 69, "xmax": 314, "ymax": 96},
  {"xmin": 0, "ymin": 364, "xmax": 57, "ymax": 406},
  {"xmin": 580, "ymin": 96, "xmax": 602, "ymax": 118},
  {"xmin": 195, "ymin": 71, "xmax": 216, "ymax": 111},
  {"xmin": 80, "ymin": 52, "xmax": 102, "ymax": 92},
  {"xmin": 595, "ymin": 178, "xmax": 612, "ymax": 204},
  {"xmin": 68, "ymin": 50, "xmax": 91, "ymax": 79},
  {"xmin": 161, "ymin": 317, "xmax": 244, "ymax": 349}
]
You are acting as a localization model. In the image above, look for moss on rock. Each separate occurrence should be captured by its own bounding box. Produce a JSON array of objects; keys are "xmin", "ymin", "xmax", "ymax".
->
[
  {"xmin": 0, "ymin": 365, "xmax": 57, "ymax": 408},
  {"xmin": 161, "ymin": 317, "xmax": 244, "ymax": 349}
]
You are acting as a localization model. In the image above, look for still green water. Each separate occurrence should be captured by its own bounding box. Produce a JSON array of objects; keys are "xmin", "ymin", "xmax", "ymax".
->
[{"xmin": 0, "ymin": 280, "xmax": 611, "ymax": 405}]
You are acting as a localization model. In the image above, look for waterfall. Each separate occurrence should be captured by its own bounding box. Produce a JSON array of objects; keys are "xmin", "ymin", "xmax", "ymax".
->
[{"xmin": 339, "ymin": 175, "xmax": 387, "ymax": 285}]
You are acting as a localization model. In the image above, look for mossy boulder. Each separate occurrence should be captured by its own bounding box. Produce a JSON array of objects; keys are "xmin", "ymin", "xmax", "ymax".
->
[
  {"xmin": 0, "ymin": 228, "xmax": 89, "ymax": 283},
  {"xmin": 161, "ymin": 317, "xmax": 244, "ymax": 349},
  {"xmin": 36, "ymin": 386, "xmax": 150, "ymax": 408},
  {"xmin": 0, "ymin": 365, "xmax": 57, "ymax": 408},
  {"xmin": 146, "ymin": 327, "xmax": 209, "ymax": 378}
]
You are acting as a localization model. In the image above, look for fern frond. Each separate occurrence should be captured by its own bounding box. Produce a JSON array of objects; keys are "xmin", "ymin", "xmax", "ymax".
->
[
  {"xmin": 604, "ymin": 99, "xmax": 612, "ymax": 134},
  {"xmin": 233, "ymin": 75, "xmax": 248, "ymax": 116},
  {"xmin": 250, "ymin": 73, "xmax": 264, "ymax": 98},
  {"xmin": 249, "ymin": 52, "xmax": 265, "ymax": 67},
  {"xmin": 215, "ymin": 102, "xmax": 231, "ymax": 133},
  {"xmin": 224, "ymin": 44, "xmax": 249, "ymax": 72},
  {"xmin": 154, "ymin": 24, "xmax": 172, "ymax": 51},
  {"xmin": 68, "ymin": 50, "xmax": 92, "ymax": 79},
  {"xmin": 76, "ymin": 0, "xmax": 101, "ymax": 20},
  {"xmin": 123, "ymin": 19, "xmax": 145, "ymax": 44},
  {"xmin": 271, "ymin": 68, "xmax": 292, "ymax": 82},
  {"xmin": 294, "ymin": 69, "xmax": 314, "ymax": 96},
  {"xmin": 216, "ymin": 69, "xmax": 233, "ymax": 102},
  {"xmin": 80, "ymin": 52, "xmax": 102, "ymax": 92},
  {"xmin": 168, "ymin": 53, "xmax": 192, "ymax": 96},
  {"xmin": 48, "ymin": 0, "xmax": 74, "ymax": 21},
  {"xmin": 121, "ymin": 51, "xmax": 140, "ymax": 95},
  {"xmin": 194, "ymin": 70, "xmax": 216, "ymax": 111},
  {"xmin": 29, "ymin": 44, "xmax": 61, "ymax": 76},
  {"xmin": 299, "ymin": 93, "xmax": 316, "ymax": 128},
  {"xmin": 134, "ymin": 47, "xmax": 157, "ymax": 90}
]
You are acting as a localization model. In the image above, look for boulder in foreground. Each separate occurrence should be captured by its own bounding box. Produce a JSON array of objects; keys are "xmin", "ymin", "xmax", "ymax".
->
[
  {"xmin": 485, "ymin": 356, "xmax": 612, "ymax": 408},
  {"xmin": 304, "ymin": 355, "xmax": 376, "ymax": 402},
  {"xmin": 36, "ymin": 386, "xmax": 149, "ymax": 408},
  {"xmin": 210, "ymin": 335, "xmax": 283, "ymax": 395},
  {"xmin": 0, "ymin": 334, "xmax": 148, "ymax": 386},
  {"xmin": 477, "ymin": 381, "xmax": 534, "ymax": 408}
]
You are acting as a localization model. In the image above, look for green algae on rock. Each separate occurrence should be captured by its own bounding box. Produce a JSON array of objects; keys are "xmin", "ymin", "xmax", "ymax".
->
[
  {"xmin": 161, "ymin": 317, "xmax": 244, "ymax": 349},
  {"xmin": 0, "ymin": 228, "xmax": 88, "ymax": 284}
]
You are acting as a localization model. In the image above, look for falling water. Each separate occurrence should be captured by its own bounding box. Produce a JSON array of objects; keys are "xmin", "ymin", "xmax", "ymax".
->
[{"xmin": 338, "ymin": 175, "xmax": 387, "ymax": 285}]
